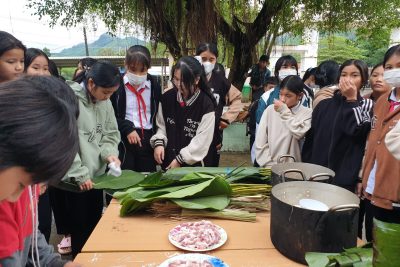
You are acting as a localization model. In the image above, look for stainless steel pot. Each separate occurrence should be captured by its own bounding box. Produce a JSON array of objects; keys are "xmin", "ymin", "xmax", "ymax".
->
[
  {"xmin": 270, "ymin": 181, "xmax": 360, "ymax": 264},
  {"xmin": 271, "ymin": 157, "xmax": 335, "ymax": 185}
]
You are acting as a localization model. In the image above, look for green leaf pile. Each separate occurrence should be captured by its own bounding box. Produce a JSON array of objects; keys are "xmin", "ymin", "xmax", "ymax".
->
[{"xmin": 305, "ymin": 246, "xmax": 373, "ymax": 267}]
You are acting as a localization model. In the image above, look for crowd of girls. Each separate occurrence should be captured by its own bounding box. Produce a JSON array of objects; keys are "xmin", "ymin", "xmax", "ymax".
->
[{"xmin": 1, "ymin": 28, "xmax": 400, "ymax": 266}]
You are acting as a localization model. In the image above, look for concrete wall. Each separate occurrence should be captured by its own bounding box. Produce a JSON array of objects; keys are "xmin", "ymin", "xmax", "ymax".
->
[{"xmin": 222, "ymin": 122, "xmax": 250, "ymax": 152}]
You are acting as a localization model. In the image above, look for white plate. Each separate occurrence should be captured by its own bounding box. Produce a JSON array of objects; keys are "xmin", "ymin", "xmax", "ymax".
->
[
  {"xmin": 168, "ymin": 222, "xmax": 228, "ymax": 252},
  {"xmin": 159, "ymin": 253, "xmax": 229, "ymax": 267},
  {"xmin": 299, "ymin": 198, "xmax": 329, "ymax": 211}
]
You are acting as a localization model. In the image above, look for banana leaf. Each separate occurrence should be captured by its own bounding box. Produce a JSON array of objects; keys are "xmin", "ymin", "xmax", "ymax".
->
[
  {"xmin": 119, "ymin": 177, "xmax": 231, "ymax": 216},
  {"xmin": 93, "ymin": 170, "xmax": 145, "ymax": 190},
  {"xmin": 305, "ymin": 252, "xmax": 336, "ymax": 267},
  {"xmin": 306, "ymin": 247, "xmax": 373, "ymax": 267},
  {"xmin": 172, "ymin": 195, "xmax": 229, "ymax": 210},
  {"xmin": 163, "ymin": 167, "xmax": 266, "ymax": 180},
  {"xmin": 373, "ymin": 218, "xmax": 400, "ymax": 267}
]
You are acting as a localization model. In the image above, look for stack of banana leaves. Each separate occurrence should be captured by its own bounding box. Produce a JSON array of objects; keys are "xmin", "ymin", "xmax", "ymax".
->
[{"xmin": 92, "ymin": 167, "xmax": 272, "ymax": 221}]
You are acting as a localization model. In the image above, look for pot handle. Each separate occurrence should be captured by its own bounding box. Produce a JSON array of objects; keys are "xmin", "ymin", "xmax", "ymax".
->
[
  {"xmin": 277, "ymin": 155, "xmax": 296, "ymax": 163},
  {"xmin": 328, "ymin": 204, "xmax": 359, "ymax": 212},
  {"xmin": 280, "ymin": 169, "xmax": 306, "ymax": 182},
  {"xmin": 316, "ymin": 204, "xmax": 359, "ymax": 233},
  {"xmin": 309, "ymin": 173, "xmax": 334, "ymax": 183}
]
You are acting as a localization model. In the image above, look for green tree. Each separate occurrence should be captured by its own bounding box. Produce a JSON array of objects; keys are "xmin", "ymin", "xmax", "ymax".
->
[
  {"xmin": 318, "ymin": 36, "xmax": 366, "ymax": 64},
  {"xmin": 42, "ymin": 47, "xmax": 51, "ymax": 57},
  {"xmin": 28, "ymin": 0, "xmax": 400, "ymax": 89}
]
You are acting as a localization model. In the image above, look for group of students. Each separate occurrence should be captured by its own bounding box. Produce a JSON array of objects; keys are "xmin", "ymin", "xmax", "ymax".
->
[
  {"xmin": 250, "ymin": 48, "xmax": 400, "ymax": 241},
  {"xmin": 0, "ymin": 30, "xmax": 242, "ymax": 266},
  {"xmin": 1, "ymin": 27, "xmax": 400, "ymax": 266}
]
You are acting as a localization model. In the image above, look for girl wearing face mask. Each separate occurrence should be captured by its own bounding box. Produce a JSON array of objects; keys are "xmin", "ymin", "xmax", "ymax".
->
[
  {"xmin": 151, "ymin": 56, "xmax": 216, "ymax": 170},
  {"xmin": 361, "ymin": 45, "xmax": 400, "ymax": 231},
  {"xmin": 61, "ymin": 61, "xmax": 121, "ymax": 257},
  {"xmin": 111, "ymin": 45, "xmax": 161, "ymax": 172},
  {"xmin": 255, "ymin": 55, "xmax": 299, "ymax": 125},
  {"xmin": 195, "ymin": 43, "xmax": 242, "ymax": 166},
  {"xmin": 364, "ymin": 63, "xmax": 391, "ymax": 102},
  {"xmin": 254, "ymin": 75, "xmax": 312, "ymax": 167},
  {"xmin": 24, "ymin": 48, "xmax": 51, "ymax": 76},
  {"xmin": 302, "ymin": 59, "xmax": 373, "ymax": 193}
]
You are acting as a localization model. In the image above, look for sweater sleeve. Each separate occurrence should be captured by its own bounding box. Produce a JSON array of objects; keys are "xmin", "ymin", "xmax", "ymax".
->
[
  {"xmin": 150, "ymin": 103, "xmax": 168, "ymax": 148},
  {"xmin": 221, "ymin": 85, "xmax": 242, "ymax": 123},
  {"xmin": 63, "ymin": 153, "xmax": 91, "ymax": 185},
  {"xmin": 385, "ymin": 121, "xmax": 400, "ymax": 160},
  {"xmin": 254, "ymin": 109, "xmax": 273, "ymax": 167},
  {"xmin": 277, "ymin": 105, "xmax": 312, "ymax": 140},
  {"xmin": 341, "ymin": 98, "xmax": 373, "ymax": 137},
  {"xmin": 100, "ymin": 103, "xmax": 121, "ymax": 162},
  {"xmin": 256, "ymin": 98, "xmax": 267, "ymax": 124},
  {"xmin": 177, "ymin": 111, "xmax": 215, "ymax": 165},
  {"xmin": 30, "ymin": 230, "xmax": 68, "ymax": 267}
]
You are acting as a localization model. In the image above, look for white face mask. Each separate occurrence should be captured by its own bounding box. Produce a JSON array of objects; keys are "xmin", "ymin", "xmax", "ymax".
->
[
  {"xmin": 383, "ymin": 68, "xmax": 400, "ymax": 88},
  {"xmin": 279, "ymin": 69, "xmax": 297, "ymax": 81},
  {"xmin": 203, "ymin": 61, "xmax": 215, "ymax": 75},
  {"xmin": 126, "ymin": 72, "xmax": 147, "ymax": 86}
]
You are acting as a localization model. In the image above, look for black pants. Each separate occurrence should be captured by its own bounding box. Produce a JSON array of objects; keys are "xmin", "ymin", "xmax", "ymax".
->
[
  {"xmin": 65, "ymin": 189, "xmax": 104, "ymax": 258},
  {"xmin": 203, "ymin": 129, "xmax": 223, "ymax": 167},
  {"xmin": 120, "ymin": 129, "xmax": 156, "ymax": 172},
  {"xmin": 48, "ymin": 186, "xmax": 71, "ymax": 235},
  {"xmin": 38, "ymin": 190, "xmax": 52, "ymax": 242},
  {"xmin": 373, "ymin": 204, "xmax": 400, "ymax": 224},
  {"xmin": 358, "ymin": 198, "xmax": 374, "ymax": 242},
  {"xmin": 250, "ymin": 133, "xmax": 255, "ymax": 151}
]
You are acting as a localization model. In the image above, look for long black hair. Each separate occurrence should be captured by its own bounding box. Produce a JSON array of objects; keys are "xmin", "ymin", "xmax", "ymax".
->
[
  {"xmin": 173, "ymin": 56, "xmax": 216, "ymax": 107},
  {"xmin": 24, "ymin": 48, "xmax": 50, "ymax": 72},
  {"xmin": 73, "ymin": 57, "xmax": 98, "ymax": 83},
  {"xmin": 195, "ymin": 43, "xmax": 218, "ymax": 58},
  {"xmin": 0, "ymin": 31, "xmax": 26, "ymax": 57},
  {"xmin": 280, "ymin": 75, "xmax": 305, "ymax": 95},
  {"xmin": 0, "ymin": 76, "xmax": 79, "ymax": 184},
  {"xmin": 125, "ymin": 45, "xmax": 151, "ymax": 71},
  {"xmin": 274, "ymin": 55, "xmax": 298, "ymax": 79},
  {"xmin": 84, "ymin": 60, "xmax": 120, "ymax": 87},
  {"xmin": 383, "ymin": 44, "xmax": 400, "ymax": 67},
  {"xmin": 338, "ymin": 59, "xmax": 369, "ymax": 88},
  {"xmin": 315, "ymin": 60, "xmax": 339, "ymax": 87}
]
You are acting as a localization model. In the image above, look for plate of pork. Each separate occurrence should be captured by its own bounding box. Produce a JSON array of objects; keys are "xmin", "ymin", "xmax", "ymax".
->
[{"xmin": 168, "ymin": 220, "xmax": 228, "ymax": 252}]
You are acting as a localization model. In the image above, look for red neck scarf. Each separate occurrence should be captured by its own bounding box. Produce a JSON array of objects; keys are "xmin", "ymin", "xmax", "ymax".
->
[{"xmin": 125, "ymin": 82, "xmax": 148, "ymax": 138}]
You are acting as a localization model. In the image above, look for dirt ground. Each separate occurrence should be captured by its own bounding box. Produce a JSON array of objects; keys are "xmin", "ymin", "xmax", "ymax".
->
[{"xmin": 219, "ymin": 151, "xmax": 252, "ymax": 167}]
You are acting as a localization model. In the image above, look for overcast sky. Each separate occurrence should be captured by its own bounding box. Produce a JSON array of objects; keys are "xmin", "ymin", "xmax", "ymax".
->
[{"xmin": 0, "ymin": 0, "xmax": 110, "ymax": 53}]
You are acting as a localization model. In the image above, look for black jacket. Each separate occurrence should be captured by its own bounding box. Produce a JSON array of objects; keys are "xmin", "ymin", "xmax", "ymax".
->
[
  {"xmin": 302, "ymin": 90, "xmax": 373, "ymax": 189},
  {"xmin": 111, "ymin": 74, "xmax": 162, "ymax": 138}
]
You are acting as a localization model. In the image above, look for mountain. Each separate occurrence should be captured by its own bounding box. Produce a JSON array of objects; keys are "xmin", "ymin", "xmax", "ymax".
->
[{"xmin": 54, "ymin": 33, "xmax": 145, "ymax": 57}]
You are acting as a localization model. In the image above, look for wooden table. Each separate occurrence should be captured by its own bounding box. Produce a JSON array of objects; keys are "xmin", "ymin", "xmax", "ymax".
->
[
  {"xmin": 78, "ymin": 202, "xmax": 304, "ymax": 266},
  {"xmin": 75, "ymin": 249, "xmax": 303, "ymax": 266},
  {"xmin": 82, "ymin": 203, "xmax": 275, "ymax": 252}
]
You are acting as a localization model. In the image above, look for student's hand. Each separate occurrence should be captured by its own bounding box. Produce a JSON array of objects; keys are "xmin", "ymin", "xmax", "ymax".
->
[
  {"xmin": 64, "ymin": 261, "xmax": 82, "ymax": 267},
  {"xmin": 154, "ymin": 146, "xmax": 165, "ymax": 164},
  {"xmin": 39, "ymin": 183, "xmax": 48, "ymax": 195},
  {"xmin": 167, "ymin": 159, "xmax": 181, "ymax": 169},
  {"xmin": 339, "ymin": 78, "xmax": 357, "ymax": 101},
  {"xmin": 79, "ymin": 179, "xmax": 93, "ymax": 191},
  {"xmin": 273, "ymin": 99, "xmax": 284, "ymax": 111},
  {"xmin": 356, "ymin": 182, "xmax": 363, "ymax": 198},
  {"xmin": 219, "ymin": 121, "xmax": 228, "ymax": 130},
  {"xmin": 107, "ymin": 155, "xmax": 121, "ymax": 167},
  {"xmin": 127, "ymin": 130, "xmax": 142, "ymax": 147}
]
